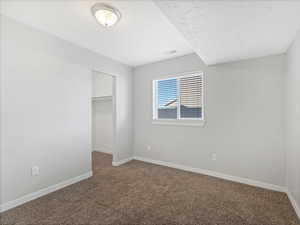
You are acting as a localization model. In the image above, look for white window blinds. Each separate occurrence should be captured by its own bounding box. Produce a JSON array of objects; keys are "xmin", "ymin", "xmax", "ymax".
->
[
  {"xmin": 179, "ymin": 75, "xmax": 202, "ymax": 119},
  {"xmin": 153, "ymin": 73, "xmax": 203, "ymax": 120}
]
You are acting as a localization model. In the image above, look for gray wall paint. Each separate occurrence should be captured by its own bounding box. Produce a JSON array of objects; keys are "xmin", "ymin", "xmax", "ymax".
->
[
  {"xmin": 0, "ymin": 16, "xmax": 133, "ymax": 205},
  {"xmin": 285, "ymin": 31, "xmax": 300, "ymax": 209},
  {"xmin": 92, "ymin": 100, "xmax": 113, "ymax": 154},
  {"xmin": 133, "ymin": 53, "xmax": 285, "ymax": 187}
]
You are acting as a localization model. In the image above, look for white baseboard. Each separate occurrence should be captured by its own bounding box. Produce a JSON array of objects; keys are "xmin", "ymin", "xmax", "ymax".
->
[
  {"xmin": 287, "ymin": 191, "xmax": 300, "ymax": 220},
  {"xmin": 93, "ymin": 146, "xmax": 112, "ymax": 154},
  {"xmin": 112, "ymin": 157, "xmax": 133, "ymax": 166},
  {"xmin": 133, "ymin": 156, "xmax": 285, "ymax": 192},
  {"xmin": 0, "ymin": 171, "xmax": 93, "ymax": 213}
]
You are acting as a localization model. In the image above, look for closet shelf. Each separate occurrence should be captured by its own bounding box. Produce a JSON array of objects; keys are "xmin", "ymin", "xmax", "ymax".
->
[{"xmin": 92, "ymin": 96, "xmax": 112, "ymax": 101}]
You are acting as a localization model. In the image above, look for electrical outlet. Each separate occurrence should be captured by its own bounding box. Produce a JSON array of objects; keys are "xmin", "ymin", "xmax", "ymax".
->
[
  {"xmin": 31, "ymin": 166, "xmax": 40, "ymax": 176},
  {"xmin": 211, "ymin": 153, "xmax": 217, "ymax": 161},
  {"xmin": 147, "ymin": 145, "xmax": 151, "ymax": 151}
]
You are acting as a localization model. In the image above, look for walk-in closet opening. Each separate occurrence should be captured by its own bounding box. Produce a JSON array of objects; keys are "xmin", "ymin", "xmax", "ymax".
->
[{"xmin": 92, "ymin": 71, "xmax": 116, "ymax": 167}]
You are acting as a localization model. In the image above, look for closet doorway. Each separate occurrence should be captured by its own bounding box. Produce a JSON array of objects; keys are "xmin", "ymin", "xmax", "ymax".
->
[{"xmin": 92, "ymin": 71, "xmax": 116, "ymax": 165}]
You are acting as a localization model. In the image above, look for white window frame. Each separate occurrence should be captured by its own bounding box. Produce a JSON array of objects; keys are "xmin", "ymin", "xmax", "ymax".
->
[{"xmin": 152, "ymin": 71, "xmax": 205, "ymax": 127}]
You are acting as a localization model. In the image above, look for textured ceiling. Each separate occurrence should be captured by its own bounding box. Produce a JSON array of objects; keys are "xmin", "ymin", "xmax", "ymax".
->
[
  {"xmin": 0, "ymin": 0, "xmax": 193, "ymax": 67},
  {"xmin": 155, "ymin": 1, "xmax": 300, "ymax": 65}
]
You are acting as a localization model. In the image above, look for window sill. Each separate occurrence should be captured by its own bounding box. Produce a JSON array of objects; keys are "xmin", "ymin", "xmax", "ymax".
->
[{"xmin": 152, "ymin": 119, "xmax": 206, "ymax": 127}]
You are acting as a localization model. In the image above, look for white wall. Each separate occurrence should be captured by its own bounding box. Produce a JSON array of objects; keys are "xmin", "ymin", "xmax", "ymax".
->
[
  {"xmin": 92, "ymin": 72, "xmax": 113, "ymax": 97},
  {"xmin": 285, "ymin": 30, "xmax": 300, "ymax": 213},
  {"xmin": 0, "ymin": 15, "xmax": 133, "ymax": 207},
  {"xmin": 92, "ymin": 72, "xmax": 114, "ymax": 154},
  {"xmin": 133, "ymin": 53, "xmax": 285, "ymax": 187},
  {"xmin": 92, "ymin": 100, "xmax": 113, "ymax": 154}
]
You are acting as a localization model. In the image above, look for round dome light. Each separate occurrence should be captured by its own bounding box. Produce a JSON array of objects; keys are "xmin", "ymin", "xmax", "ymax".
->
[{"xmin": 91, "ymin": 3, "xmax": 121, "ymax": 28}]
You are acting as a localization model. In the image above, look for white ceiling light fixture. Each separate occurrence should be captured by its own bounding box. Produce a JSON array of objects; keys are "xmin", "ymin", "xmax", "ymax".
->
[{"xmin": 91, "ymin": 3, "xmax": 121, "ymax": 28}]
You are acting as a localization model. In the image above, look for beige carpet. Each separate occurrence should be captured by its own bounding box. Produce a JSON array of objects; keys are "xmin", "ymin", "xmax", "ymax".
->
[{"xmin": 1, "ymin": 151, "xmax": 299, "ymax": 225}]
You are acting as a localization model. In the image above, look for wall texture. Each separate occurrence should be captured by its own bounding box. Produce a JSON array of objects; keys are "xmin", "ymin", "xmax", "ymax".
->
[
  {"xmin": 285, "ymin": 30, "xmax": 300, "ymax": 213},
  {"xmin": 133, "ymin": 53, "xmax": 285, "ymax": 187},
  {"xmin": 92, "ymin": 72, "xmax": 113, "ymax": 98},
  {"xmin": 0, "ymin": 16, "xmax": 133, "ymax": 206}
]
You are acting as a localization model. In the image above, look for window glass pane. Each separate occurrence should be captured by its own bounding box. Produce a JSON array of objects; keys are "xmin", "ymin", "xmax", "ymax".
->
[
  {"xmin": 180, "ymin": 75, "xmax": 202, "ymax": 118},
  {"xmin": 157, "ymin": 78, "xmax": 177, "ymax": 119}
]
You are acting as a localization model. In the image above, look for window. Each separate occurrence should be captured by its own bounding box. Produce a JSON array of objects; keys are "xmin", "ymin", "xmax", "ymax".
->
[{"xmin": 153, "ymin": 73, "xmax": 204, "ymax": 122}]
